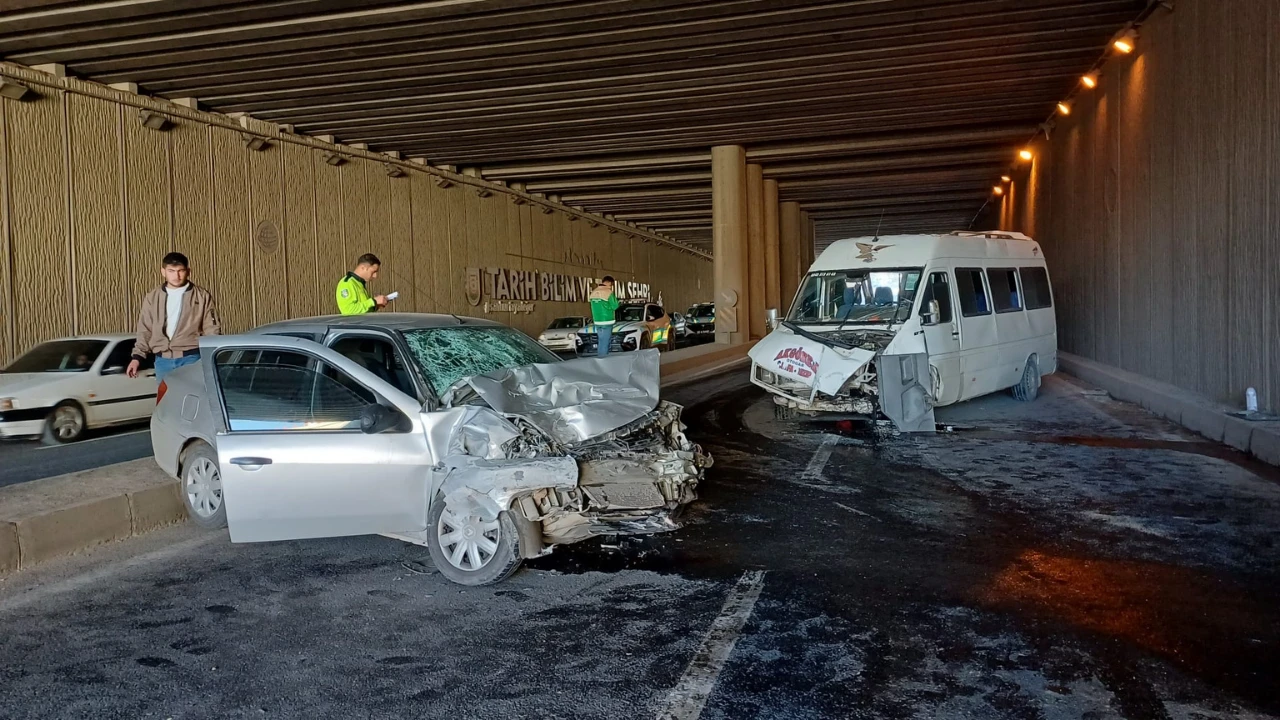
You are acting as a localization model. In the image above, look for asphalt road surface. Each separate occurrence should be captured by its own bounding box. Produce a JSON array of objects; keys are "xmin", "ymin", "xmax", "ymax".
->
[
  {"xmin": 1, "ymin": 371, "xmax": 1277, "ymax": 719},
  {"xmin": 0, "ymin": 423, "xmax": 152, "ymax": 488}
]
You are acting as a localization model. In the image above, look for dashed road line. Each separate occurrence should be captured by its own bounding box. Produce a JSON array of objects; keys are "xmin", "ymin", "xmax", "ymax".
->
[
  {"xmin": 800, "ymin": 433, "xmax": 841, "ymax": 481},
  {"xmin": 655, "ymin": 570, "xmax": 767, "ymax": 720}
]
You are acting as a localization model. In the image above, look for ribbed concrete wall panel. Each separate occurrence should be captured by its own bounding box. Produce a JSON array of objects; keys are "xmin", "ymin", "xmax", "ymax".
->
[
  {"xmin": 6, "ymin": 91, "xmax": 70, "ymax": 351},
  {"xmin": 170, "ymin": 123, "xmax": 212, "ymax": 301},
  {"xmin": 0, "ymin": 100, "xmax": 11, "ymax": 363},
  {"xmin": 248, "ymin": 144, "xmax": 285, "ymax": 326},
  {"xmin": 122, "ymin": 113, "xmax": 170, "ymax": 317},
  {"xmin": 388, "ymin": 173, "xmax": 413, "ymax": 313},
  {"xmin": 1005, "ymin": 0, "xmax": 1279, "ymax": 412},
  {"xmin": 282, "ymin": 143, "xmax": 318, "ymax": 318},
  {"xmin": 340, "ymin": 160, "xmax": 366, "ymax": 267},
  {"xmin": 312, "ymin": 155, "xmax": 344, "ymax": 315},
  {"xmin": 67, "ymin": 94, "xmax": 125, "ymax": 335},
  {"xmin": 210, "ymin": 127, "xmax": 252, "ymax": 333}
]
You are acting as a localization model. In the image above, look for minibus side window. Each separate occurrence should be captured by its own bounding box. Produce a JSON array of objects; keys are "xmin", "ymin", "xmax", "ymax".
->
[
  {"xmin": 988, "ymin": 268, "xmax": 1022, "ymax": 313},
  {"xmin": 955, "ymin": 268, "xmax": 991, "ymax": 317},
  {"xmin": 919, "ymin": 271, "xmax": 953, "ymax": 323},
  {"xmin": 1019, "ymin": 267, "xmax": 1054, "ymax": 309}
]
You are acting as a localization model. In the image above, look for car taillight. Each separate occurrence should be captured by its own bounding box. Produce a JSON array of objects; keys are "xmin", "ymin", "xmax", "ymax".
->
[{"xmin": 156, "ymin": 380, "xmax": 168, "ymax": 405}]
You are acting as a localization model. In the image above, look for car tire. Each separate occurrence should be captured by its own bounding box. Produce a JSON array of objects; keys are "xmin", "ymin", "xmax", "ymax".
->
[
  {"xmin": 666, "ymin": 332, "xmax": 676, "ymax": 352},
  {"xmin": 639, "ymin": 333, "xmax": 652, "ymax": 350},
  {"xmin": 43, "ymin": 401, "xmax": 86, "ymax": 444},
  {"xmin": 427, "ymin": 496, "xmax": 523, "ymax": 586},
  {"xmin": 1011, "ymin": 356, "xmax": 1040, "ymax": 402},
  {"xmin": 181, "ymin": 441, "xmax": 227, "ymax": 529}
]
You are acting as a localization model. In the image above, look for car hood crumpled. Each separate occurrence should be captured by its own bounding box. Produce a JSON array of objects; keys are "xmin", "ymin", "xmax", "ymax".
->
[{"xmin": 463, "ymin": 349, "xmax": 660, "ymax": 446}]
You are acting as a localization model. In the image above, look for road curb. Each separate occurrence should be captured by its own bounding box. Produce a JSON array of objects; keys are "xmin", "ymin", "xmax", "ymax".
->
[{"xmin": 1059, "ymin": 352, "xmax": 1280, "ymax": 468}]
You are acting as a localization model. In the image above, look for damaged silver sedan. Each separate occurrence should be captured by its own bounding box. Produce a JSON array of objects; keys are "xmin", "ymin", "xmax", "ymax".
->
[{"xmin": 150, "ymin": 314, "xmax": 709, "ymax": 585}]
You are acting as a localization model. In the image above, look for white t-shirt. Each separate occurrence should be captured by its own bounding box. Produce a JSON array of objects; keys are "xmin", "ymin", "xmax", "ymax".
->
[{"xmin": 165, "ymin": 285, "xmax": 186, "ymax": 339}]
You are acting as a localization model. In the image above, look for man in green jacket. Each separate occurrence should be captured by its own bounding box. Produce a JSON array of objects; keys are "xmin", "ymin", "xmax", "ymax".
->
[
  {"xmin": 336, "ymin": 253, "xmax": 388, "ymax": 315},
  {"xmin": 588, "ymin": 275, "xmax": 619, "ymax": 357}
]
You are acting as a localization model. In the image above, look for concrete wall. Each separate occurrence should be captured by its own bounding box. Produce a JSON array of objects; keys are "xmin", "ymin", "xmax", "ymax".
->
[
  {"xmin": 0, "ymin": 69, "xmax": 712, "ymax": 364},
  {"xmin": 1000, "ymin": 0, "xmax": 1280, "ymax": 413}
]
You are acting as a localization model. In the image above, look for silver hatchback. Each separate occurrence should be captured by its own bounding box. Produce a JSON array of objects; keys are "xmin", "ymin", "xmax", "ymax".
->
[{"xmin": 151, "ymin": 314, "xmax": 710, "ymax": 586}]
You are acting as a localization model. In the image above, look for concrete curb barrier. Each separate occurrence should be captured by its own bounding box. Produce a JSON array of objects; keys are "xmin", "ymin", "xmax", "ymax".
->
[
  {"xmin": 1059, "ymin": 352, "xmax": 1280, "ymax": 467},
  {"xmin": 0, "ymin": 345, "xmax": 755, "ymax": 576}
]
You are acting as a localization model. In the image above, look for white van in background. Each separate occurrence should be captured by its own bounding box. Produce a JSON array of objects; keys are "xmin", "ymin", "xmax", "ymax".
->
[{"xmin": 748, "ymin": 231, "xmax": 1057, "ymax": 431}]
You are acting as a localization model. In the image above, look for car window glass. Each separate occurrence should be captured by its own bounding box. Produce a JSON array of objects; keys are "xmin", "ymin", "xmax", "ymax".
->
[
  {"xmin": 1019, "ymin": 267, "xmax": 1054, "ymax": 309},
  {"xmin": 3, "ymin": 339, "xmax": 108, "ymax": 373},
  {"xmin": 214, "ymin": 349, "xmax": 375, "ymax": 432},
  {"xmin": 645, "ymin": 305, "xmax": 663, "ymax": 321},
  {"xmin": 919, "ymin": 271, "xmax": 953, "ymax": 323},
  {"xmin": 102, "ymin": 342, "xmax": 136, "ymax": 371},
  {"xmin": 328, "ymin": 335, "xmax": 416, "ymax": 398},
  {"xmin": 955, "ymin": 269, "xmax": 991, "ymax": 317},
  {"xmin": 988, "ymin": 268, "xmax": 1022, "ymax": 313}
]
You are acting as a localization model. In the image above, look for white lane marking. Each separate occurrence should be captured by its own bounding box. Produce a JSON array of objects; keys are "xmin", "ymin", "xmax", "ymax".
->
[
  {"xmin": 35, "ymin": 428, "xmax": 148, "ymax": 451},
  {"xmin": 655, "ymin": 570, "xmax": 767, "ymax": 720},
  {"xmin": 800, "ymin": 433, "xmax": 841, "ymax": 481},
  {"xmin": 834, "ymin": 501, "xmax": 880, "ymax": 521}
]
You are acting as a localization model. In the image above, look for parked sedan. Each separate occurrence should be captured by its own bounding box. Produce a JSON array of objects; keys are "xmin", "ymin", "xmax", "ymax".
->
[
  {"xmin": 151, "ymin": 313, "xmax": 710, "ymax": 586},
  {"xmin": 537, "ymin": 316, "xmax": 587, "ymax": 353},
  {"xmin": 0, "ymin": 335, "xmax": 156, "ymax": 443},
  {"xmin": 670, "ymin": 312, "xmax": 688, "ymax": 340},
  {"xmin": 686, "ymin": 303, "xmax": 716, "ymax": 337},
  {"xmin": 575, "ymin": 302, "xmax": 674, "ymax": 355}
]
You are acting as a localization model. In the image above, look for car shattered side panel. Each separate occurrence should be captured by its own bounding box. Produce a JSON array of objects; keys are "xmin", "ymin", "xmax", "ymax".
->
[
  {"xmin": 465, "ymin": 349, "xmax": 661, "ymax": 445},
  {"xmin": 436, "ymin": 455, "xmax": 579, "ymax": 522}
]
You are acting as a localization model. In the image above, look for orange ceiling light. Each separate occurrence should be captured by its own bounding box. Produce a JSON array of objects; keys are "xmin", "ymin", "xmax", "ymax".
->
[{"xmin": 1081, "ymin": 73, "xmax": 1098, "ymax": 89}]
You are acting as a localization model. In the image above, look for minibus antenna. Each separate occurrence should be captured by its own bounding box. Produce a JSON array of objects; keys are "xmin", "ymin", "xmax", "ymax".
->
[{"xmin": 872, "ymin": 208, "xmax": 885, "ymax": 241}]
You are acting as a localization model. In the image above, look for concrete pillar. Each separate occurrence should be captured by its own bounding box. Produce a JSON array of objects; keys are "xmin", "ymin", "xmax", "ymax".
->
[
  {"xmin": 763, "ymin": 179, "xmax": 781, "ymax": 317},
  {"xmin": 779, "ymin": 201, "xmax": 802, "ymax": 309},
  {"xmin": 801, "ymin": 210, "xmax": 814, "ymax": 267},
  {"xmin": 712, "ymin": 145, "xmax": 749, "ymax": 344},
  {"xmin": 746, "ymin": 164, "xmax": 766, "ymax": 339}
]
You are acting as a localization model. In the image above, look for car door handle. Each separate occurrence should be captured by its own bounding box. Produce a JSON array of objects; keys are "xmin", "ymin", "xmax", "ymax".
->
[{"xmin": 230, "ymin": 456, "xmax": 273, "ymax": 469}]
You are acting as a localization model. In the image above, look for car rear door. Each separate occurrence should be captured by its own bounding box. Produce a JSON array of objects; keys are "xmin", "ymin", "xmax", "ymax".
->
[{"xmin": 199, "ymin": 335, "xmax": 430, "ymax": 543}]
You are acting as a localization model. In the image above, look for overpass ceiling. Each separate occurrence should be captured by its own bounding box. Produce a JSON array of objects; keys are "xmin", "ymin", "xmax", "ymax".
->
[{"xmin": 0, "ymin": 0, "xmax": 1146, "ymax": 252}]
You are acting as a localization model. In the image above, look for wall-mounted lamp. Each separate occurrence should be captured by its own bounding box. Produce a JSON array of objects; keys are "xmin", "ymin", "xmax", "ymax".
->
[
  {"xmin": 1081, "ymin": 73, "xmax": 1098, "ymax": 89},
  {"xmin": 383, "ymin": 163, "xmax": 405, "ymax": 178},
  {"xmin": 434, "ymin": 176, "xmax": 454, "ymax": 189},
  {"xmin": 475, "ymin": 187, "xmax": 492, "ymax": 197},
  {"xmin": 1057, "ymin": 101, "xmax": 1072, "ymax": 116},
  {"xmin": 0, "ymin": 79, "xmax": 36, "ymax": 101},
  {"xmin": 1112, "ymin": 28, "xmax": 1138, "ymax": 54},
  {"xmin": 993, "ymin": 186, "xmax": 1004, "ymax": 196},
  {"xmin": 242, "ymin": 133, "xmax": 270, "ymax": 151},
  {"xmin": 138, "ymin": 110, "xmax": 171, "ymax": 131},
  {"xmin": 1018, "ymin": 149, "xmax": 1034, "ymax": 162},
  {"xmin": 1000, "ymin": 175, "xmax": 1012, "ymax": 183},
  {"xmin": 321, "ymin": 151, "xmax": 345, "ymax": 166},
  {"xmin": 539, "ymin": 204, "xmax": 554, "ymax": 214}
]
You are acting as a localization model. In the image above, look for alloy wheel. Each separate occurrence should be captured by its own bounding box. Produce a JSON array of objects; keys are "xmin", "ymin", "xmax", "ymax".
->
[
  {"xmin": 185, "ymin": 457, "xmax": 223, "ymax": 518},
  {"xmin": 436, "ymin": 508, "xmax": 500, "ymax": 571}
]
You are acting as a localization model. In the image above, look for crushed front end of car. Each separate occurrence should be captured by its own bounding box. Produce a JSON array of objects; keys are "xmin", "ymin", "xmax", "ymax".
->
[{"xmin": 413, "ymin": 350, "xmax": 711, "ymax": 557}]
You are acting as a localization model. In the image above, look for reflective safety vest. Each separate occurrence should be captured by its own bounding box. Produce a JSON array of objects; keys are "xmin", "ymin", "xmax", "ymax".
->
[{"xmin": 336, "ymin": 272, "xmax": 376, "ymax": 315}]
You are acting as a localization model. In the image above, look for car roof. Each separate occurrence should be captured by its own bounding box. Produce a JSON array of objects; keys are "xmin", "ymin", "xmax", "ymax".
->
[
  {"xmin": 41, "ymin": 334, "xmax": 134, "ymax": 343},
  {"xmin": 253, "ymin": 312, "xmax": 507, "ymax": 335}
]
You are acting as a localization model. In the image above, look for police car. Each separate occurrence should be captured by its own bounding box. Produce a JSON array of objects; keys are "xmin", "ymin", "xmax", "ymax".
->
[{"xmin": 575, "ymin": 301, "xmax": 675, "ymax": 355}]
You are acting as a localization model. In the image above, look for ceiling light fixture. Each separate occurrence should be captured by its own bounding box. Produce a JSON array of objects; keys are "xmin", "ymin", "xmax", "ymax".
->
[
  {"xmin": 321, "ymin": 151, "xmax": 345, "ymax": 166},
  {"xmin": 1081, "ymin": 73, "xmax": 1098, "ymax": 89},
  {"xmin": 1001, "ymin": 175, "xmax": 1012, "ymax": 183},
  {"xmin": 137, "ymin": 110, "xmax": 170, "ymax": 131},
  {"xmin": 1113, "ymin": 28, "xmax": 1137, "ymax": 54},
  {"xmin": 993, "ymin": 186, "xmax": 1004, "ymax": 196},
  {"xmin": 1019, "ymin": 149, "xmax": 1034, "ymax": 162},
  {"xmin": 0, "ymin": 79, "xmax": 35, "ymax": 101},
  {"xmin": 1057, "ymin": 101, "xmax": 1072, "ymax": 116}
]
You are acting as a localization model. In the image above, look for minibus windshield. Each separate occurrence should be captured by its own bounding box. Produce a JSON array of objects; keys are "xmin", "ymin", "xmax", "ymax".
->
[{"xmin": 787, "ymin": 269, "xmax": 922, "ymax": 325}]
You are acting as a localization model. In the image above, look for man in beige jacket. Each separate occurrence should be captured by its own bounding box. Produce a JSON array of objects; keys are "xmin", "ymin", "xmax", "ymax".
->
[{"xmin": 127, "ymin": 252, "xmax": 221, "ymax": 381}]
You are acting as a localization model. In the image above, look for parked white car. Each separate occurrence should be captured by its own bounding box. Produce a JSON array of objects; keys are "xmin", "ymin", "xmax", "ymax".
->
[
  {"xmin": 537, "ymin": 316, "xmax": 587, "ymax": 352},
  {"xmin": 0, "ymin": 334, "xmax": 157, "ymax": 442},
  {"xmin": 749, "ymin": 231, "xmax": 1057, "ymax": 431}
]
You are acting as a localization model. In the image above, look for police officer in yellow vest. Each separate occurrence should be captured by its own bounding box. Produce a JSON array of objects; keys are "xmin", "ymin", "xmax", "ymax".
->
[{"xmin": 336, "ymin": 253, "xmax": 388, "ymax": 315}]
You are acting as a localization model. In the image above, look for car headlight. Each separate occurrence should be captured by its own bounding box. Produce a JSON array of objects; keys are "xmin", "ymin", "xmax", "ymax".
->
[
  {"xmin": 538, "ymin": 334, "xmax": 549, "ymax": 342},
  {"xmin": 0, "ymin": 397, "xmax": 13, "ymax": 411}
]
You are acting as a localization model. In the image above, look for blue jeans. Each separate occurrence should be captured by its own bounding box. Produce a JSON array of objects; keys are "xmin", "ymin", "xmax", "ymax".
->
[
  {"xmin": 155, "ymin": 354, "xmax": 199, "ymax": 382},
  {"xmin": 596, "ymin": 325, "xmax": 613, "ymax": 358}
]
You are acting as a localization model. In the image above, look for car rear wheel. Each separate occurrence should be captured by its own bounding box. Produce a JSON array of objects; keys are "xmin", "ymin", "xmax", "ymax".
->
[
  {"xmin": 1012, "ymin": 356, "xmax": 1041, "ymax": 402},
  {"xmin": 181, "ymin": 441, "xmax": 227, "ymax": 529},
  {"xmin": 427, "ymin": 497, "xmax": 522, "ymax": 586},
  {"xmin": 44, "ymin": 402, "xmax": 86, "ymax": 444}
]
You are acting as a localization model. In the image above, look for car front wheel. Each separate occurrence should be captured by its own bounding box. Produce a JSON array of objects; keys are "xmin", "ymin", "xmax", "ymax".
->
[
  {"xmin": 427, "ymin": 497, "xmax": 522, "ymax": 586},
  {"xmin": 44, "ymin": 402, "xmax": 86, "ymax": 444},
  {"xmin": 181, "ymin": 441, "xmax": 227, "ymax": 529}
]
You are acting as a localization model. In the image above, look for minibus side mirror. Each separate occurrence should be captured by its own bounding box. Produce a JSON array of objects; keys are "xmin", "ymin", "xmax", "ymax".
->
[
  {"xmin": 765, "ymin": 308, "xmax": 780, "ymax": 331},
  {"xmin": 920, "ymin": 300, "xmax": 941, "ymax": 326}
]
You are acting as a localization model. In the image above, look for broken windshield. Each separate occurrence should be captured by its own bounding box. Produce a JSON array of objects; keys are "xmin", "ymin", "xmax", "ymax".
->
[
  {"xmin": 788, "ymin": 269, "xmax": 922, "ymax": 325},
  {"xmin": 402, "ymin": 327, "xmax": 559, "ymax": 397}
]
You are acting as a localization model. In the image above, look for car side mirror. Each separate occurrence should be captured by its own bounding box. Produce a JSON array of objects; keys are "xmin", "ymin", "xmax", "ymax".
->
[
  {"xmin": 920, "ymin": 299, "xmax": 941, "ymax": 326},
  {"xmin": 360, "ymin": 404, "xmax": 408, "ymax": 434},
  {"xmin": 765, "ymin": 308, "xmax": 780, "ymax": 331},
  {"xmin": 102, "ymin": 365, "xmax": 126, "ymax": 376}
]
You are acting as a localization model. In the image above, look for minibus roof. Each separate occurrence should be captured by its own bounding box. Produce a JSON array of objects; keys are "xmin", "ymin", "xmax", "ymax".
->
[{"xmin": 811, "ymin": 231, "xmax": 1044, "ymax": 272}]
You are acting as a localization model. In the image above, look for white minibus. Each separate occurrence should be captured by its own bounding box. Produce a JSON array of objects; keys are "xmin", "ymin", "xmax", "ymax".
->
[{"xmin": 748, "ymin": 231, "xmax": 1057, "ymax": 431}]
